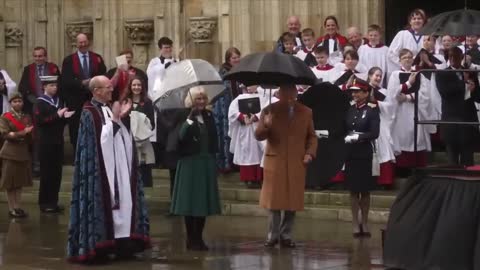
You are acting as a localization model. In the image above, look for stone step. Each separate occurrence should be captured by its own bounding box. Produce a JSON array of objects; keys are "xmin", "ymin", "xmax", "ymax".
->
[
  {"xmin": 3, "ymin": 192, "xmax": 389, "ymax": 223},
  {"xmin": 25, "ymin": 180, "xmax": 396, "ymax": 209}
]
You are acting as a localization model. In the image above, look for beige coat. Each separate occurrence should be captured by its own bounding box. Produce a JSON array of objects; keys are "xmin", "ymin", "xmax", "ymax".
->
[{"xmin": 255, "ymin": 101, "xmax": 317, "ymax": 211}]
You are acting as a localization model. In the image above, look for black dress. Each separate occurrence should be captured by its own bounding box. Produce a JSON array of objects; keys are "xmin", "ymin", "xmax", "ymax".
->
[{"xmin": 344, "ymin": 102, "xmax": 379, "ymax": 192}]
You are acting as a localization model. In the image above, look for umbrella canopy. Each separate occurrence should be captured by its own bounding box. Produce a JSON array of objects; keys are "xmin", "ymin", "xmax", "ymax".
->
[
  {"xmin": 152, "ymin": 59, "xmax": 225, "ymax": 110},
  {"xmin": 223, "ymin": 52, "xmax": 317, "ymax": 86},
  {"xmin": 298, "ymin": 83, "xmax": 350, "ymax": 186},
  {"xmin": 419, "ymin": 9, "xmax": 480, "ymax": 36}
]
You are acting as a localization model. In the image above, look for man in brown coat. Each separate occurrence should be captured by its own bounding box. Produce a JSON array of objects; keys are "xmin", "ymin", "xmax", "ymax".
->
[{"xmin": 255, "ymin": 83, "xmax": 317, "ymax": 248}]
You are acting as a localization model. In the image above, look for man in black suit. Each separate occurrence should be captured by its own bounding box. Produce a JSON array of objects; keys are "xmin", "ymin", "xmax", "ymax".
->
[
  {"xmin": 436, "ymin": 47, "xmax": 480, "ymax": 166},
  {"xmin": 59, "ymin": 33, "xmax": 106, "ymax": 153},
  {"xmin": 18, "ymin": 47, "xmax": 61, "ymax": 114}
]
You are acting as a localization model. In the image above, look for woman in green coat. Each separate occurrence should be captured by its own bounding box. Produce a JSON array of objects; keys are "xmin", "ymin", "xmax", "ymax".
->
[{"xmin": 170, "ymin": 86, "xmax": 221, "ymax": 251}]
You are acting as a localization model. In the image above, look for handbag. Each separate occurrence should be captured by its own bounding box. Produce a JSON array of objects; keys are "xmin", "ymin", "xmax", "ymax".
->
[{"xmin": 371, "ymin": 140, "xmax": 380, "ymax": 176}]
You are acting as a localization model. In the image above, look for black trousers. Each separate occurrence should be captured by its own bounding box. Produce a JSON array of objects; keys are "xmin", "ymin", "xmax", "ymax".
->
[
  {"xmin": 38, "ymin": 143, "xmax": 63, "ymax": 208},
  {"xmin": 68, "ymin": 112, "xmax": 81, "ymax": 153},
  {"xmin": 446, "ymin": 143, "xmax": 474, "ymax": 166},
  {"xmin": 139, "ymin": 164, "xmax": 153, "ymax": 187}
]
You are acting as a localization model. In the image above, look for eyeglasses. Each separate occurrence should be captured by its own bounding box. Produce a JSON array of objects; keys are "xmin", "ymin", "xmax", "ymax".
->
[{"xmin": 401, "ymin": 56, "xmax": 413, "ymax": 60}]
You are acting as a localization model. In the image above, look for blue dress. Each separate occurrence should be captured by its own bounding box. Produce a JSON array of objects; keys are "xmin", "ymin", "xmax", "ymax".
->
[{"xmin": 213, "ymin": 65, "xmax": 235, "ymax": 172}]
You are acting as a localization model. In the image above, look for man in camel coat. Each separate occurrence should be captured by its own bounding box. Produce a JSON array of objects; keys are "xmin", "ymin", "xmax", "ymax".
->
[{"xmin": 255, "ymin": 83, "xmax": 317, "ymax": 248}]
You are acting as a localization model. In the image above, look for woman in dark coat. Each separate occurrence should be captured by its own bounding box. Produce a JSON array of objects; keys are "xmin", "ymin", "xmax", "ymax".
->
[
  {"xmin": 123, "ymin": 76, "xmax": 155, "ymax": 187},
  {"xmin": 343, "ymin": 78, "xmax": 379, "ymax": 238},
  {"xmin": 170, "ymin": 86, "xmax": 221, "ymax": 251},
  {"xmin": 213, "ymin": 47, "xmax": 242, "ymax": 173}
]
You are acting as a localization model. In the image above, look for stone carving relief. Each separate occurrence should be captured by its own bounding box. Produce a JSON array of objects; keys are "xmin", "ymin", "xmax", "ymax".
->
[
  {"xmin": 65, "ymin": 21, "xmax": 93, "ymax": 47},
  {"xmin": 5, "ymin": 23, "xmax": 24, "ymax": 47},
  {"xmin": 124, "ymin": 19, "xmax": 154, "ymax": 45},
  {"xmin": 189, "ymin": 17, "xmax": 217, "ymax": 43}
]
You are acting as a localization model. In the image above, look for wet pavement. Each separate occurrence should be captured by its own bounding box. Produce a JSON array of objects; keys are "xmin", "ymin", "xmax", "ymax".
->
[{"xmin": 0, "ymin": 203, "xmax": 385, "ymax": 270}]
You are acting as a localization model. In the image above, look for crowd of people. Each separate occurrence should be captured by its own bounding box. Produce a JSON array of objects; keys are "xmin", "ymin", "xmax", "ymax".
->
[{"xmin": 0, "ymin": 7, "xmax": 477, "ymax": 263}]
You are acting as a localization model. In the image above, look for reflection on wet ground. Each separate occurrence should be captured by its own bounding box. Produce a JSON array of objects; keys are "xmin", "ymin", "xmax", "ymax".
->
[{"xmin": 0, "ymin": 204, "xmax": 385, "ymax": 269}]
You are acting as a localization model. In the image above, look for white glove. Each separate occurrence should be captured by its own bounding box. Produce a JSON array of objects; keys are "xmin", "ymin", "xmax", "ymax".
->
[
  {"xmin": 315, "ymin": 130, "xmax": 329, "ymax": 139},
  {"xmin": 344, "ymin": 134, "xmax": 359, "ymax": 143}
]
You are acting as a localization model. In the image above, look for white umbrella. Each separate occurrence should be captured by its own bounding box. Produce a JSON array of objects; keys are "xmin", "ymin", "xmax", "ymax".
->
[{"xmin": 152, "ymin": 59, "xmax": 225, "ymax": 110}]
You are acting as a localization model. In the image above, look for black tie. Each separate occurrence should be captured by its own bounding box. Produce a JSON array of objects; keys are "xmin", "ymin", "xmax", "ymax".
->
[
  {"xmin": 82, "ymin": 54, "xmax": 89, "ymax": 78},
  {"xmin": 38, "ymin": 65, "xmax": 44, "ymax": 76}
]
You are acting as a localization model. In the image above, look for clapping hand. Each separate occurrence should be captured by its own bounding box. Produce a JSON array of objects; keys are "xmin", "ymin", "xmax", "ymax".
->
[
  {"xmin": 64, "ymin": 111, "xmax": 75, "ymax": 118},
  {"xmin": 57, "ymin": 107, "xmax": 68, "ymax": 117},
  {"xmin": 120, "ymin": 98, "xmax": 132, "ymax": 119},
  {"xmin": 408, "ymin": 72, "xmax": 417, "ymax": 86}
]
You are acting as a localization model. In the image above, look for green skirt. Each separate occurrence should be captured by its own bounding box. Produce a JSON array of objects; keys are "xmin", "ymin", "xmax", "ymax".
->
[{"xmin": 170, "ymin": 153, "xmax": 221, "ymax": 216}]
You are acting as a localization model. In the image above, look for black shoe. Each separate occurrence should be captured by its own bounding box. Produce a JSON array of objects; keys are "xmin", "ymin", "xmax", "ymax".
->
[
  {"xmin": 264, "ymin": 239, "xmax": 278, "ymax": 248},
  {"xmin": 8, "ymin": 209, "xmax": 24, "ymax": 218},
  {"xmin": 14, "ymin": 209, "xmax": 27, "ymax": 217},
  {"xmin": 280, "ymin": 239, "xmax": 296, "ymax": 248},
  {"xmin": 196, "ymin": 240, "xmax": 209, "ymax": 251}
]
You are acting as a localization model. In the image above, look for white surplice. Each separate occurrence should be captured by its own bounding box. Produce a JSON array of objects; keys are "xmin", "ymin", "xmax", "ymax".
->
[
  {"xmin": 310, "ymin": 66, "xmax": 334, "ymax": 82},
  {"xmin": 0, "ymin": 69, "xmax": 16, "ymax": 113},
  {"xmin": 387, "ymin": 30, "xmax": 424, "ymax": 75},
  {"xmin": 375, "ymin": 88, "xmax": 396, "ymax": 164},
  {"xmin": 228, "ymin": 92, "xmax": 267, "ymax": 166},
  {"xmin": 146, "ymin": 56, "xmax": 176, "ymax": 143},
  {"xmin": 100, "ymin": 106, "xmax": 134, "ymax": 239},
  {"xmin": 358, "ymin": 44, "xmax": 389, "ymax": 79},
  {"xmin": 387, "ymin": 71, "xmax": 434, "ymax": 154}
]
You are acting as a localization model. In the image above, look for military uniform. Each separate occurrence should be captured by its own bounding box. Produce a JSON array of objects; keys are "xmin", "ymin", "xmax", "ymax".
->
[{"xmin": 344, "ymin": 100, "xmax": 380, "ymax": 192}]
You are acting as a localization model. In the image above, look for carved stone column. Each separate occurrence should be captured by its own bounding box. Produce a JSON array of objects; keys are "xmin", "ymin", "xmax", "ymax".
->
[
  {"xmin": 5, "ymin": 23, "xmax": 23, "ymax": 48},
  {"xmin": 65, "ymin": 21, "xmax": 93, "ymax": 52},
  {"xmin": 124, "ymin": 19, "xmax": 154, "ymax": 70},
  {"xmin": 189, "ymin": 16, "xmax": 217, "ymax": 43},
  {"xmin": 188, "ymin": 16, "xmax": 217, "ymax": 64}
]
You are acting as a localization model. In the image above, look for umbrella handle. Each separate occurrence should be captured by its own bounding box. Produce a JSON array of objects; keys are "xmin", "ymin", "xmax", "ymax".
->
[{"xmin": 269, "ymin": 88, "xmax": 272, "ymax": 104}]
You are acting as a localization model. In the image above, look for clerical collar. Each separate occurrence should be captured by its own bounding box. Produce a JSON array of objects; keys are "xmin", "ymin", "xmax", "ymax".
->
[
  {"xmin": 38, "ymin": 94, "xmax": 60, "ymax": 108},
  {"xmin": 91, "ymin": 98, "xmax": 107, "ymax": 108},
  {"xmin": 159, "ymin": 55, "xmax": 175, "ymax": 64}
]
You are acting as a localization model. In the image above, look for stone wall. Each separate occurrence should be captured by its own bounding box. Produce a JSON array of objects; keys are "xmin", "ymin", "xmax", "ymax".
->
[{"xmin": 0, "ymin": 0, "xmax": 384, "ymax": 82}]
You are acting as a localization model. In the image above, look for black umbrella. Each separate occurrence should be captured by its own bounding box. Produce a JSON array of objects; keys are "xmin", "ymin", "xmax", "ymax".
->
[
  {"xmin": 419, "ymin": 9, "xmax": 480, "ymax": 36},
  {"xmin": 223, "ymin": 52, "xmax": 317, "ymax": 86},
  {"xmin": 298, "ymin": 83, "xmax": 350, "ymax": 188}
]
